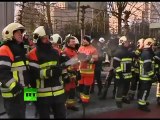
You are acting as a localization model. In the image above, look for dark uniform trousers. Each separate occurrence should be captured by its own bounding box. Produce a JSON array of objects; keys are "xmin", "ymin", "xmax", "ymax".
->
[
  {"xmin": 35, "ymin": 94, "xmax": 66, "ymax": 119},
  {"xmin": 3, "ymin": 92, "xmax": 26, "ymax": 118}
]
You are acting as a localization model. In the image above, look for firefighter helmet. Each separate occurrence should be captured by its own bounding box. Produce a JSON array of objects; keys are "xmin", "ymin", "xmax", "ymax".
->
[
  {"xmin": 143, "ymin": 38, "xmax": 155, "ymax": 48},
  {"xmin": 137, "ymin": 38, "xmax": 144, "ymax": 49},
  {"xmin": 118, "ymin": 36, "xmax": 127, "ymax": 45},
  {"xmin": 50, "ymin": 34, "xmax": 62, "ymax": 44},
  {"xmin": 2, "ymin": 22, "xmax": 25, "ymax": 41},
  {"xmin": 99, "ymin": 37, "xmax": 105, "ymax": 43}
]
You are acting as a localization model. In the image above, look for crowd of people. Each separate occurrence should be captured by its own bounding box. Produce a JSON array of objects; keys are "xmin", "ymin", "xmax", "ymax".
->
[{"xmin": 0, "ymin": 22, "xmax": 160, "ymax": 119}]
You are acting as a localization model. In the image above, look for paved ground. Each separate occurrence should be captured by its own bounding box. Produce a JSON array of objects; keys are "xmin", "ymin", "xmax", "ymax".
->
[{"xmin": 0, "ymin": 69, "xmax": 158, "ymax": 119}]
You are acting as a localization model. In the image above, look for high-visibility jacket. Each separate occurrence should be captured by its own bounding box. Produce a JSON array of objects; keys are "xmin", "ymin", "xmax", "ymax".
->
[
  {"xmin": 63, "ymin": 47, "xmax": 79, "ymax": 71},
  {"xmin": 113, "ymin": 45, "xmax": 133, "ymax": 79},
  {"xmin": 139, "ymin": 48, "xmax": 155, "ymax": 81},
  {"xmin": 78, "ymin": 45, "xmax": 98, "ymax": 74},
  {"xmin": 131, "ymin": 49, "xmax": 142, "ymax": 74},
  {"xmin": 27, "ymin": 47, "xmax": 64, "ymax": 97},
  {"xmin": 0, "ymin": 41, "xmax": 30, "ymax": 98}
]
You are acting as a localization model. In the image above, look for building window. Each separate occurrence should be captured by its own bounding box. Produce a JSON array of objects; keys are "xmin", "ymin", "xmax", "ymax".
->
[{"xmin": 68, "ymin": 2, "xmax": 76, "ymax": 10}]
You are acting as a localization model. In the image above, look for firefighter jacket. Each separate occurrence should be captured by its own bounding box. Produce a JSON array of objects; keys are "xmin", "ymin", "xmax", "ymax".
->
[
  {"xmin": 154, "ymin": 50, "xmax": 160, "ymax": 80},
  {"xmin": 78, "ymin": 45, "xmax": 98, "ymax": 75},
  {"xmin": 113, "ymin": 45, "xmax": 133, "ymax": 80},
  {"xmin": 131, "ymin": 49, "xmax": 142, "ymax": 74},
  {"xmin": 0, "ymin": 40, "xmax": 30, "ymax": 98},
  {"xmin": 139, "ymin": 48, "xmax": 155, "ymax": 81},
  {"xmin": 27, "ymin": 47, "xmax": 64, "ymax": 97}
]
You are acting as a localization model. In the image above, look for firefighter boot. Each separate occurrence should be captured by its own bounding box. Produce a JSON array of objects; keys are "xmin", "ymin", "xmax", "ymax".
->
[
  {"xmin": 122, "ymin": 97, "xmax": 130, "ymax": 104},
  {"xmin": 99, "ymin": 87, "xmax": 108, "ymax": 100},
  {"xmin": 128, "ymin": 93, "xmax": 135, "ymax": 101},
  {"xmin": 138, "ymin": 104, "xmax": 151, "ymax": 112},
  {"xmin": 157, "ymin": 97, "xmax": 160, "ymax": 106},
  {"xmin": 116, "ymin": 101, "xmax": 122, "ymax": 108}
]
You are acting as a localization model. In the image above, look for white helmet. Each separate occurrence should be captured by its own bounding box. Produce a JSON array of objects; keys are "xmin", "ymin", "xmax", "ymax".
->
[
  {"xmin": 50, "ymin": 34, "xmax": 62, "ymax": 44},
  {"xmin": 33, "ymin": 26, "xmax": 49, "ymax": 43},
  {"xmin": 119, "ymin": 36, "xmax": 127, "ymax": 45},
  {"xmin": 2, "ymin": 22, "xmax": 25, "ymax": 41},
  {"xmin": 137, "ymin": 38, "xmax": 144, "ymax": 49},
  {"xmin": 99, "ymin": 37, "xmax": 105, "ymax": 43},
  {"xmin": 73, "ymin": 36, "xmax": 79, "ymax": 44}
]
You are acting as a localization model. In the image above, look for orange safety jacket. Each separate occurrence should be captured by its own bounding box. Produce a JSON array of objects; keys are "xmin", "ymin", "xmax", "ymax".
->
[{"xmin": 78, "ymin": 45, "xmax": 98, "ymax": 75}]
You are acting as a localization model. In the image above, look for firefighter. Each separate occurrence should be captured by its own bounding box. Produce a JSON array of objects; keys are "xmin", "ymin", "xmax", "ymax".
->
[
  {"xmin": 137, "ymin": 38, "xmax": 155, "ymax": 112},
  {"xmin": 27, "ymin": 26, "xmax": 66, "ymax": 118},
  {"xmin": 128, "ymin": 38, "xmax": 144, "ymax": 101},
  {"xmin": 50, "ymin": 33, "xmax": 63, "ymax": 55},
  {"xmin": 0, "ymin": 22, "xmax": 31, "ymax": 118},
  {"xmin": 78, "ymin": 35, "xmax": 98, "ymax": 104},
  {"xmin": 62, "ymin": 35, "xmax": 80, "ymax": 111},
  {"xmin": 113, "ymin": 36, "xmax": 133, "ymax": 108},
  {"xmin": 92, "ymin": 37, "xmax": 106, "ymax": 96},
  {"xmin": 154, "ymin": 41, "xmax": 160, "ymax": 105}
]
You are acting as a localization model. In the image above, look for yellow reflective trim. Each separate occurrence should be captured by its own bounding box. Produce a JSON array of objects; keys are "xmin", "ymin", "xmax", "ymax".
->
[
  {"xmin": 12, "ymin": 61, "xmax": 25, "ymax": 67},
  {"xmin": 40, "ymin": 61, "xmax": 57, "ymax": 68},
  {"xmin": 121, "ymin": 58, "xmax": 132, "ymax": 61},
  {"xmin": 66, "ymin": 99, "xmax": 76, "ymax": 105},
  {"xmin": 81, "ymin": 94, "xmax": 89, "ymax": 99},
  {"xmin": 13, "ymin": 71, "xmax": 18, "ymax": 82},
  {"xmin": 138, "ymin": 100, "xmax": 146, "ymax": 105},
  {"xmin": 148, "ymin": 71, "xmax": 154, "ymax": 76},
  {"xmin": 36, "ymin": 79, "xmax": 40, "ymax": 88},
  {"xmin": 9, "ymin": 82, "xmax": 16, "ymax": 90},
  {"xmin": 140, "ymin": 77, "xmax": 151, "ymax": 81},
  {"xmin": 80, "ymin": 71, "xmax": 94, "ymax": 74},
  {"xmin": 37, "ymin": 89, "xmax": 64, "ymax": 97},
  {"xmin": 1, "ymin": 92, "xmax": 14, "ymax": 98}
]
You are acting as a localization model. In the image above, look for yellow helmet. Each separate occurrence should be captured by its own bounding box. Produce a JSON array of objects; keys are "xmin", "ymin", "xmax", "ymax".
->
[
  {"xmin": 2, "ymin": 22, "xmax": 25, "ymax": 41},
  {"xmin": 50, "ymin": 34, "xmax": 62, "ymax": 44},
  {"xmin": 119, "ymin": 36, "xmax": 127, "ymax": 45},
  {"xmin": 137, "ymin": 38, "xmax": 144, "ymax": 49},
  {"xmin": 143, "ymin": 38, "xmax": 155, "ymax": 48}
]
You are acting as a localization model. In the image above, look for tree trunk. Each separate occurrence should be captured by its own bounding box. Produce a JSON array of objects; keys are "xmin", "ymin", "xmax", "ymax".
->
[
  {"xmin": 46, "ymin": 2, "xmax": 53, "ymax": 34},
  {"xmin": 118, "ymin": 13, "xmax": 122, "ymax": 35}
]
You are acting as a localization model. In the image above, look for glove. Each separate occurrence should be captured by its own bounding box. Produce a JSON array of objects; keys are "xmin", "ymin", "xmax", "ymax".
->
[
  {"xmin": 46, "ymin": 66, "xmax": 62, "ymax": 78},
  {"xmin": 76, "ymin": 70, "xmax": 81, "ymax": 81},
  {"xmin": 62, "ymin": 73, "xmax": 70, "ymax": 84},
  {"xmin": 10, "ymin": 83, "xmax": 23, "ymax": 95}
]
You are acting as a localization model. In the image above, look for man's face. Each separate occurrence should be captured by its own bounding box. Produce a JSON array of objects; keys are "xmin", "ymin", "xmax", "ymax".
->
[
  {"xmin": 68, "ymin": 39, "xmax": 76, "ymax": 48},
  {"xmin": 124, "ymin": 40, "xmax": 130, "ymax": 48},
  {"xmin": 13, "ymin": 30, "xmax": 23, "ymax": 43},
  {"xmin": 41, "ymin": 35, "xmax": 50, "ymax": 44},
  {"xmin": 82, "ymin": 39, "xmax": 89, "ymax": 46}
]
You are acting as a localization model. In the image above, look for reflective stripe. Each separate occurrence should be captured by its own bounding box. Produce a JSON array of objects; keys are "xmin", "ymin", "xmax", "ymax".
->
[
  {"xmin": 116, "ymin": 67, "xmax": 122, "ymax": 72},
  {"xmin": 142, "ymin": 90, "xmax": 147, "ymax": 101},
  {"xmin": 38, "ymin": 85, "xmax": 63, "ymax": 92},
  {"xmin": 5, "ymin": 78, "xmax": 16, "ymax": 87},
  {"xmin": 155, "ymin": 56, "xmax": 160, "ymax": 61},
  {"xmin": 0, "ymin": 61, "xmax": 11, "ymax": 66},
  {"xmin": 0, "ymin": 88, "xmax": 10, "ymax": 92},
  {"xmin": 12, "ymin": 61, "xmax": 28, "ymax": 67},
  {"xmin": 66, "ymin": 99, "xmax": 76, "ymax": 105},
  {"xmin": 143, "ymin": 59, "xmax": 152, "ymax": 63},
  {"xmin": 40, "ymin": 69, "xmax": 47, "ymax": 79},
  {"xmin": 37, "ymin": 89, "xmax": 64, "ymax": 97},
  {"xmin": 40, "ymin": 61, "xmax": 57, "ymax": 68},
  {"xmin": 138, "ymin": 99, "xmax": 146, "ymax": 105},
  {"xmin": 140, "ymin": 77, "xmax": 151, "ymax": 81},
  {"xmin": 80, "ymin": 70, "xmax": 94, "ymax": 74},
  {"xmin": 9, "ymin": 82, "xmax": 16, "ymax": 90},
  {"xmin": 40, "ymin": 80, "xmax": 44, "ymax": 88},
  {"xmin": 1, "ymin": 92, "xmax": 14, "ymax": 98},
  {"xmin": 11, "ymin": 66, "xmax": 26, "ymax": 71},
  {"xmin": 29, "ymin": 62, "xmax": 39, "ymax": 68},
  {"xmin": 13, "ymin": 71, "xmax": 18, "ymax": 81},
  {"xmin": 113, "ymin": 57, "xmax": 121, "ymax": 61},
  {"xmin": 19, "ymin": 71, "xmax": 25, "ymax": 86}
]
